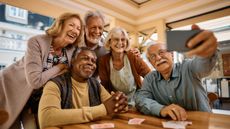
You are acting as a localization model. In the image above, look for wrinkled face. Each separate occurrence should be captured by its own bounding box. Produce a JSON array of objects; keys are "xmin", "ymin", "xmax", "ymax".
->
[
  {"xmin": 148, "ymin": 44, "xmax": 173, "ymax": 73},
  {"xmin": 58, "ymin": 17, "xmax": 81, "ymax": 46},
  {"xmin": 110, "ymin": 32, "xmax": 127, "ymax": 53},
  {"xmin": 72, "ymin": 50, "xmax": 97, "ymax": 80},
  {"xmin": 85, "ymin": 16, "xmax": 104, "ymax": 45}
]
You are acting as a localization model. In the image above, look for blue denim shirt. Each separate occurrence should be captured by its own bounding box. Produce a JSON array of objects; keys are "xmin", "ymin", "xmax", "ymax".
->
[{"xmin": 135, "ymin": 53, "xmax": 217, "ymax": 116}]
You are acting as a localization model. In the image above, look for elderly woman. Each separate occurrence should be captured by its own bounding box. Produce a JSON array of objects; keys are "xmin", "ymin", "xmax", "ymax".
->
[
  {"xmin": 98, "ymin": 27, "xmax": 151, "ymax": 107},
  {"xmin": 0, "ymin": 12, "xmax": 84, "ymax": 129}
]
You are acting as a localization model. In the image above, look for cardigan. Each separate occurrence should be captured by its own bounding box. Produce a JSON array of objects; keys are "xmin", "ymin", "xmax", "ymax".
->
[
  {"xmin": 0, "ymin": 34, "xmax": 75, "ymax": 129},
  {"xmin": 98, "ymin": 51, "xmax": 151, "ymax": 93}
]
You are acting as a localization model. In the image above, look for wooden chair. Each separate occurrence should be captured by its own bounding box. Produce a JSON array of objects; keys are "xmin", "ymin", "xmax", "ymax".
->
[
  {"xmin": 208, "ymin": 92, "xmax": 219, "ymax": 108},
  {"xmin": 0, "ymin": 109, "xmax": 9, "ymax": 125}
]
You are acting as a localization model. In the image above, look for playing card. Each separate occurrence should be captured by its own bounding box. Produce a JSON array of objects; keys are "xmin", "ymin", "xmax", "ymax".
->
[
  {"xmin": 162, "ymin": 121, "xmax": 192, "ymax": 129},
  {"xmin": 128, "ymin": 118, "xmax": 145, "ymax": 125},
  {"xmin": 90, "ymin": 123, "xmax": 115, "ymax": 129}
]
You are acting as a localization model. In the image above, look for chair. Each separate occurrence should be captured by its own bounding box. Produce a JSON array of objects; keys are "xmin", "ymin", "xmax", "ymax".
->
[
  {"xmin": 0, "ymin": 109, "xmax": 9, "ymax": 125},
  {"xmin": 208, "ymin": 92, "xmax": 218, "ymax": 108}
]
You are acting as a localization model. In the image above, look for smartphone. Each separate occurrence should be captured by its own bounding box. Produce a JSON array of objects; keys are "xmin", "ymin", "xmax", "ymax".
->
[{"xmin": 166, "ymin": 30, "xmax": 202, "ymax": 52}]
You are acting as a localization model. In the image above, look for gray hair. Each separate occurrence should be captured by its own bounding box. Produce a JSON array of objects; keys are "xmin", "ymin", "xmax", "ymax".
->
[
  {"xmin": 104, "ymin": 27, "xmax": 130, "ymax": 51},
  {"xmin": 146, "ymin": 42, "xmax": 166, "ymax": 60},
  {"xmin": 84, "ymin": 10, "xmax": 105, "ymax": 26}
]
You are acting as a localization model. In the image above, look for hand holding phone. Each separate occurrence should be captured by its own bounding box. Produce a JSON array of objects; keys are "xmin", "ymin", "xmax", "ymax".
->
[{"xmin": 166, "ymin": 30, "xmax": 202, "ymax": 52}]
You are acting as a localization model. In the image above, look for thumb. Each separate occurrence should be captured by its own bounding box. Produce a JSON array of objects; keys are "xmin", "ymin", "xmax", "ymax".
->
[{"xmin": 191, "ymin": 24, "xmax": 200, "ymax": 30}]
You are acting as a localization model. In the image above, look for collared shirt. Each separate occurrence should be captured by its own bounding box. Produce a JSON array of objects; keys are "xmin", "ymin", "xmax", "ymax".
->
[{"xmin": 135, "ymin": 53, "xmax": 217, "ymax": 116}]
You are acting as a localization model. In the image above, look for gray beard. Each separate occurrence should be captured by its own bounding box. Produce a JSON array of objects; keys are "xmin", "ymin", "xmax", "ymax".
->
[{"xmin": 85, "ymin": 34, "xmax": 101, "ymax": 45}]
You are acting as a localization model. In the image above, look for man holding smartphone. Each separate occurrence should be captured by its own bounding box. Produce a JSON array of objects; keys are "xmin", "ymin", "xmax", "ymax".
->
[{"xmin": 135, "ymin": 24, "xmax": 217, "ymax": 121}]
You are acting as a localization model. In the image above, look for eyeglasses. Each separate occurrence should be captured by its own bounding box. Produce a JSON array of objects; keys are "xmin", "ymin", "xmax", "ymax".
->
[
  {"xmin": 110, "ymin": 38, "xmax": 126, "ymax": 43},
  {"xmin": 148, "ymin": 49, "xmax": 168, "ymax": 61}
]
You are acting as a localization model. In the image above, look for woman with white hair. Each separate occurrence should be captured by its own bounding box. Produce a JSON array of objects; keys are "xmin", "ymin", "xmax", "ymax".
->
[{"xmin": 98, "ymin": 27, "xmax": 151, "ymax": 107}]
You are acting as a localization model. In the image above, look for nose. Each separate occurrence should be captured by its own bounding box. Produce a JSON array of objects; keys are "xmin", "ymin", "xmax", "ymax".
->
[
  {"xmin": 95, "ymin": 27, "xmax": 101, "ymax": 34},
  {"xmin": 73, "ymin": 28, "xmax": 80, "ymax": 35},
  {"xmin": 155, "ymin": 54, "xmax": 162, "ymax": 61}
]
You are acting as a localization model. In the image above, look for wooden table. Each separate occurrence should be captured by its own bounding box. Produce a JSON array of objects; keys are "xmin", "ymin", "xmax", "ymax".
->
[{"xmin": 46, "ymin": 111, "xmax": 230, "ymax": 129}]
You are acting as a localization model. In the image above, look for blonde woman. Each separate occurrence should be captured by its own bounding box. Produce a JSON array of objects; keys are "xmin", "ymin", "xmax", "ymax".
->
[
  {"xmin": 98, "ymin": 27, "xmax": 151, "ymax": 108},
  {"xmin": 0, "ymin": 12, "xmax": 84, "ymax": 129}
]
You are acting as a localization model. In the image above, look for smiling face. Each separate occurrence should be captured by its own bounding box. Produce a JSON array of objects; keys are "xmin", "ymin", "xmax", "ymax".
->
[
  {"xmin": 58, "ymin": 17, "xmax": 81, "ymax": 47},
  {"xmin": 71, "ymin": 50, "xmax": 97, "ymax": 82},
  {"xmin": 110, "ymin": 32, "xmax": 127, "ymax": 53},
  {"xmin": 147, "ymin": 44, "xmax": 173, "ymax": 73},
  {"xmin": 85, "ymin": 16, "xmax": 104, "ymax": 46}
]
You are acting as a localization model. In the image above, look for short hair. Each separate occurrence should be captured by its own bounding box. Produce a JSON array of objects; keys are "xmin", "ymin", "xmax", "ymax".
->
[
  {"xmin": 146, "ymin": 42, "xmax": 167, "ymax": 61},
  {"xmin": 84, "ymin": 10, "xmax": 105, "ymax": 26},
  {"xmin": 46, "ymin": 12, "xmax": 84, "ymax": 47},
  {"xmin": 104, "ymin": 27, "xmax": 130, "ymax": 51},
  {"xmin": 71, "ymin": 47, "xmax": 97, "ymax": 61}
]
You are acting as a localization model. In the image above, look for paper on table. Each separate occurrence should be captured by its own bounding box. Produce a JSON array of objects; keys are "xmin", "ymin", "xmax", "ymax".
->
[
  {"xmin": 162, "ymin": 121, "xmax": 192, "ymax": 129},
  {"xmin": 90, "ymin": 123, "xmax": 115, "ymax": 129}
]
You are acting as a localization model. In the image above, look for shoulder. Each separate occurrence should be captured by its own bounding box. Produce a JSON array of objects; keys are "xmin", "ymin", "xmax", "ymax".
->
[
  {"xmin": 43, "ymin": 81, "xmax": 60, "ymax": 94},
  {"xmin": 99, "ymin": 53, "xmax": 110, "ymax": 61},
  {"xmin": 144, "ymin": 71, "xmax": 157, "ymax": 82},
  {"xmin": 27, "ymin": 34, "xmax": 52, "ymax": 48}
]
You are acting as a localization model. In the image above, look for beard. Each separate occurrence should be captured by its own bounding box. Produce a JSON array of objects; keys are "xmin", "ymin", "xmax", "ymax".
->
[{"xmin": 85, "ymin": 29, "xmax": 101, "ymax": 45}]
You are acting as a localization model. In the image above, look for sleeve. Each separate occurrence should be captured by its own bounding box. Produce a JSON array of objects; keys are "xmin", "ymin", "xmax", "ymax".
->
[
  {"xmin": 188, "ymin": 51, "xmax": 217, "ymax": 78},
  {"xmin": 98, "ymin": 56, "xmax": 111, "ymax": 92},
  {"xmin": 134, "ymin": 74, "xmax": 164, "ymax": 117},
  {"xmin": 128, "ymin": 52, "xmax": 151, "ymax": 77},
  {"xmin": 100, "ymin": 84, "xmax": 111, "ymax": 102},
  {"xmin": 38, "ymin": 82, "xmax": 108, "ymax": 128},
  {"xmin": 24, "ymin": 36, "xmax": 63, "ymax": 89}
]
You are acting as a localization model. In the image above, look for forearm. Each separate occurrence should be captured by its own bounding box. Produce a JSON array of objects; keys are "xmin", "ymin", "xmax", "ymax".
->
[
  {"xmin": 39, "ymin": 104, "xmax": 107, "ymax": 128},
  {"xmin": 135, "ymin": 96, "xmax": 164, "ymax": 116},
  {"xmin": 190, "ymin": 51, "xmax": 217, "ymax": 77}
]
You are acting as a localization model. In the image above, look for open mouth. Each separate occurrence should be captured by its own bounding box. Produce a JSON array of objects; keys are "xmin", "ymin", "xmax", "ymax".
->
[
  {"xmin": 156, "ymin": 60, "xmax": 167, "ymax": 66},
  {"xmin": 67, "ymin": 33, "xmax": 77, "ymax": 40}
]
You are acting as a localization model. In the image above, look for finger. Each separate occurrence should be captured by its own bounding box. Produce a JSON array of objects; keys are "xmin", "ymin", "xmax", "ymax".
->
[
  {"xmin": 111, "ymin": 91, "xmax": 115, "ymax": 95},
  {"xmin": 187, "ymin": 30, "xmax": 211, "ymax": 48},
  {"xmin": 117, "ymin": 103, "xmax": 127, "ymax": 111},
  {"xmin": 179, "ymin": 109, "xmax": 187, "ymax": 121},
  {"xmin": 186, "ymin": 35, "xmax": 216, "ymax": 57},
  {"xmin": 117, "ymin": 97, "xmax": 128, "ymax": 106},
  {"xmin": 171, "ymin": 108, "xmax": 181, "ymax": 121},
  {"xmin": 114, "ymin": 92, "xmax": 122, "ymax": 100},
  {"xmin": 168, "ymin": 110, "xmax": 177, "ymax": 121},
  {"xmin": 191, "ymin": 24, "xmax": 200, "ymax": 30}
]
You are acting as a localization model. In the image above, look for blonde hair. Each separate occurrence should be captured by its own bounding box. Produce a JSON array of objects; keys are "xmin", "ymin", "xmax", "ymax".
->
[
  {"xmin": 46, "ymin": 12, "xmax": 84, "ymax": 47},
  {"xmin": 104, "ymin": 27, "xmax": 130, "ymax": 51}
]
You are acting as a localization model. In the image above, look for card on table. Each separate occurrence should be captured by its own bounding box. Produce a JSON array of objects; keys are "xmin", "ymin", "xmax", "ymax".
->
[
  {"xmin": 128, "ymin": 118, "xmax": 145, "ymax": 125},
  {"xmin": 166, "ymin": 30, "xmax": 202, "ymax": 52},
  {"xmin": 162, "ymin": 121, "xmax": 192, "ymax": 129},
  {"xmin": 90, "ymin": 123, "xmax": 115, "ymax": 129}
]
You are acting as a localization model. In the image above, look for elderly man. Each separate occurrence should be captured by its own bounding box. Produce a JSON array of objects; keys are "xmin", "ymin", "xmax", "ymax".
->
[
  {"xmin": 80, "ymin": 10, "xmax": 108, "ymax": 58},
  {"xmin": 135, "ymin": 24, "xmax": 217, "ymax": 121},
  {"xmin": 38, "ymin": 47, "xmax": 127, "ymax": 129}
]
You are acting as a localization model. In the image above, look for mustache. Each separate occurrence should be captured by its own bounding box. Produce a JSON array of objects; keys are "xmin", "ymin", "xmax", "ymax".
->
[{"xmin": 155, "ymin": 59, "xmax": 167, "ymax": 66}]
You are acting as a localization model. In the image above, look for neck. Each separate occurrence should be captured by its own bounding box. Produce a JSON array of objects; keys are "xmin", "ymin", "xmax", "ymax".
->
[
  {"xmin": 160, "ymin": 67, "xmax": 173, "ymax": 80},
  {"xmin": 71, "ymin": 72, "xmax": 87, "ymax": 83},
  {"xmin": 112, "ymin": 52, "xmax": 124, "ymax": 61},
  {"xmin": 52, "ymin": 37, "xmax": 63, "ymax": 51},
  {"xmin": 86, "ymin": 39, "xmax": 98, "ymax": 49}
]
